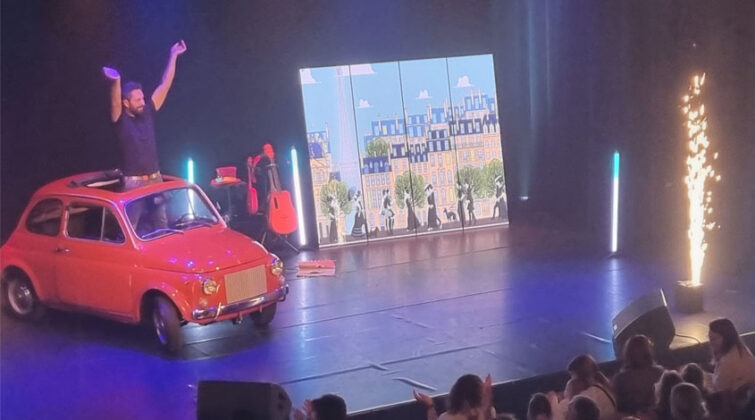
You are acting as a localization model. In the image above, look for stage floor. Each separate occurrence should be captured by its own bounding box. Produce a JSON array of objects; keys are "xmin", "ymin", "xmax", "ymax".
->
[{"xmin": 1, "ymin": 226, "xmax": 753, "ymax": 419}]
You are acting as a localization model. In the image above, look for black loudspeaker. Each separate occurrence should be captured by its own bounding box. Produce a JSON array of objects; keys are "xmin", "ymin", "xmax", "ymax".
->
[
  {"xmin": 611, "ymin": 289, "xmax": 675, "ymax": 358},
  {"xmin": 197, "ymin": 380, "xmax": 292, "ymax": 420}
]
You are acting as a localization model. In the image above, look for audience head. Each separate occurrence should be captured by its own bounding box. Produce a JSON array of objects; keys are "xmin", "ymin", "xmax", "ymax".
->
[
  {"xmin": 680, "ymin": 363, "xmax": 705, "ymax": 393},
  {"xmin": 565, "ymin": 354, "xmax": 609, "ymax": 398},
  {"xmin": 708, "ymin": 318, "xmax": 744, "ymax": 361},
  {"xmin": 447, "ymin": 374, "xmax": 483, "ymax": 414},
  {"xmin": 527, "ymin": 393, "xmax": 552, "ymax": 420},
  {"xmin": 670, "ymin": 383, "xmax": 707, "ymax": 420},
  {"xmin": 310, "ymin": 394, "xmax": 346, "ymax": 420},
  {"xmin": 655, "ymin": 370, "xmax": 684, "ymax": 417},
  {"xmin": 566, "ymin": 395, "xmax": 600, "ymax": 420},
  {"xmin": 622, "ymin": 334, "xmax": 655, "ymax": 370}
]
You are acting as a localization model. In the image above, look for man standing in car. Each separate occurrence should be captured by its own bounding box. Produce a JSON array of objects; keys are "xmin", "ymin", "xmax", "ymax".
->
[{"xmin": 102, "ymin": 40, "xmax": 187, "ymax": 230}]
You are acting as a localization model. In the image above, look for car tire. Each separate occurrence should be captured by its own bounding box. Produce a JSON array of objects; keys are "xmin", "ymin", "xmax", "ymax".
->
[
  {"xmin": 250, "ymin": 302, "xmax": 277, "ymax": 328},
  {"xmin": 2, "ymin": 272, "xmax": 45, "ymax": 320},
  {"xmin": 151, "ymin": 295, "xmax": 183, "ymax": 353}
]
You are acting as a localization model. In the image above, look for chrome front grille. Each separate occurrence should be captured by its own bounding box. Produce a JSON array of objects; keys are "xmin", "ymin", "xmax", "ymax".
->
[{"xmin": 224, "ymin": 266, "xmax": 267, "ymax": 304}]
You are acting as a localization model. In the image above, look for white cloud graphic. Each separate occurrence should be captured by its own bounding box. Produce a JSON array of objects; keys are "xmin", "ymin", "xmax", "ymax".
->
[
  {"xmin": 299, "ymin": 68, "xmax": 318, "ymax": 85},
  {"xmin": 455, "ymin": 75, "xmax": 473, "ymax": 88},
  {"xmin": 358, "ymin": 99, "xmax": 372, "ymax": 109},
  {"xmin": 416, "ymin": 89, "xmax": 431, "ymax": 99},
  {"xmin": 349, "ymin": 64, "xmax": 376, "ymax": 76}
]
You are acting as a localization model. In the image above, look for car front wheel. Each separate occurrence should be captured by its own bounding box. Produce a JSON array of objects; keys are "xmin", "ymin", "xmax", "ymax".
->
[
  {"xmin": 250, "ymin": 302, "xmax": 277, "ymax": 328},
  {"xmin": 2, "ymin": 273, "xmax": 45, "ymax": 320},
  {"xmin": 151, "ymin": 296, "xmax": 183, "ymax": 353}
]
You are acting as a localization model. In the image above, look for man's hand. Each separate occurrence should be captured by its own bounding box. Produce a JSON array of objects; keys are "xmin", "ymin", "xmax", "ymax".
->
[
  {"xmin": 103, "ymin": 66, "xmax": 121, "ymax": 81},
  {"xmin": 170, "ymin": 40, "xmax": 187, "ymax": 57}
]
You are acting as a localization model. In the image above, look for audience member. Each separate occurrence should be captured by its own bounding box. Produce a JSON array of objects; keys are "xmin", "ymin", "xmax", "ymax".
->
[
  {"xmin": 708, "ymin": 318, "xmax": 755, "ymax": 393},
  {"xmin": 612, "ymin": 335, "xmax": 665, "ymax": 415},
  {"xmin": 558, "ymin": 354, "xmax": 616, "ymax": 420},
  {"xmin": 527, "ymin": 393, "xmax": 552, "ymax": 420},
  {"xmin": 680, "ymin": 363, "xmax": 708, "ymax": 397},
  {"xmin": 655, "ymin": 370, "xmax": 684, "ymax": 420},
  {"xmin": 414, "ymin": 373, "xmax": 495, "ymax": 420},
  {"xmin": 566, "ymin": 396, "xmax": 600, "ymax": 420},
  {"xmin": 670, "ymin": 383, "xmax": 707, "ymax": 420},
  {"xmin": 292, "ymin": 394, "xmax": 346, "ymax": 420}
]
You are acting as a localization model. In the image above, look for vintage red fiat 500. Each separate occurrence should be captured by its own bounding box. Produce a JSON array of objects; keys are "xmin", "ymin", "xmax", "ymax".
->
[{"xmin": 0, "ymin": 171, "xmax": 288, "ymax": 352}]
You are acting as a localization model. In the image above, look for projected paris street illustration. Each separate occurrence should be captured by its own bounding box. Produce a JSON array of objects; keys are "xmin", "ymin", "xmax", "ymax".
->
[{"xmin": 300, "ymin": 55, "xmax": 508, "ymax": 246}]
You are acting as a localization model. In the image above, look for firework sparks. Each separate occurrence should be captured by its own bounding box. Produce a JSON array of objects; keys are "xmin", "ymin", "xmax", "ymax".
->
[{"xmin": 682, "ymin": 73, "xmax": 718, "ymax": 287}]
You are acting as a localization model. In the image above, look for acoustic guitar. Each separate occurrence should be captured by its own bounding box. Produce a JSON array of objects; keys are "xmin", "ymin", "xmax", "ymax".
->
[{"xmin": 266, "ymin": 162, "xmax": 298, "ymax": 235}]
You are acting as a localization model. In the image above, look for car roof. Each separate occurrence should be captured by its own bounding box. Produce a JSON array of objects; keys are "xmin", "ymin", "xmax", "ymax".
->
[{"xmin": 32, "ymin": 171, "xmax": 192, "ymax": 204}]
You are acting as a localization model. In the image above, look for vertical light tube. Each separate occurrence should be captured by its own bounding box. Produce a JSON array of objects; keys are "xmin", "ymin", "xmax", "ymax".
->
[
  {"xmin": 187, "ymin": 158, "xmax": 195, "ymax": 184},
  {"xmin": 611, "ymin": 151, "xmax": 620, "ymax": 254},
  {"xmin": 187, "ymin": 157, "xmax": 196, "ymax": 214},
  {"xmin": 291, "ymin": 147, "xmax": 306, "ymax": 246}
]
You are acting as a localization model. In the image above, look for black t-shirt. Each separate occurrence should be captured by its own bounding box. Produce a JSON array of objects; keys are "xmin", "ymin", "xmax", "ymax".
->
[{"xmin": 114, "ymin": 98, "xmax": 160, "ymax": 176}]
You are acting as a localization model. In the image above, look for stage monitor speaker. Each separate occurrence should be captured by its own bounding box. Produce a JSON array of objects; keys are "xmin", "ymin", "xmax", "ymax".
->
[
  {"xmin": 197, "ymin": 380, "xmax": 292, "ymax": 420},
  {"xmin": 611, "ymin": 289, "xmax": 675, "ymax": 358}
]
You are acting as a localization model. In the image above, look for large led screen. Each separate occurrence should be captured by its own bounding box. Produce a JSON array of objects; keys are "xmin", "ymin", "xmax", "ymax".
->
[{"xmin": 300, "ymin": 54, "xmax": 507, "ymax": 247}]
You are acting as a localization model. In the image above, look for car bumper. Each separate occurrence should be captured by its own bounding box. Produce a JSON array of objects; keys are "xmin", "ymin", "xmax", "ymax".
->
[{"xmin": 192, "ymin": 283, "xmax": 289, "ymax": 321}]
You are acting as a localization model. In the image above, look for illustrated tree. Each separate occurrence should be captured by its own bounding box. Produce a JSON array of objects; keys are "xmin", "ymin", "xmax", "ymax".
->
[
  {"xmin": 366, "ymin": 137, "xmax": 390, "ymax": 157},
  {"xmin": 456, "ymin": 166, "xmax": 484, "ymax": 198},
  {"xmin": 394, "ymin": 171, "xmax": 427, "ymax": 209},
  {"xmin": 319, "ymin": 179, "xmax": 352, "ymax": 216},
  {"xmin": 480, "ymin": 159, "xmax": 504, "ymax": 198}
]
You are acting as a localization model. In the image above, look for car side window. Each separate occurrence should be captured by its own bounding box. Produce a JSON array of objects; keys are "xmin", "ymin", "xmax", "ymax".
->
[
  {"xmin": 66, "ymin": 203, "xmax": 125, "ymax": 244},
  {"xmin": 25, "ymin": 198, "xmax": 63, "ymax": 236}
]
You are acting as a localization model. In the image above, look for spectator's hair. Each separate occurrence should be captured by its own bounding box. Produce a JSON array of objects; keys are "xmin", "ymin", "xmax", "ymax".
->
[
  {"xmin": 622, "ymin": 335, "xmax": 655, "ymax": 370},
  {"xmin": 311, "ymin": 394, "xmax": 346, "ymax": 420},
  {"xmin": 527, "ymin": 393, "xmax": 552, "ymax": 420},
  {"xmin": 670, "ymin": 383, "xmax": 707, "ymax": 420},
  {"xmin": 121, "ymin": 82, "xmax": 143, "ymax": 100},
  {"xmin": 567, "ymin": 354, "xmax": 610, "ymax": 389},
  {"xmin": 655, "ymin": 370, "xmax": 683, "ymax": 419},
  {"xmin": 708, "ymin": 318, "xmax": 745, "ymax": 361},
  {"xmin": 569, "ymin": 395, "xmax": 600, "ymax": 420},
  {"xmin": 447, "ymin": 374, "xmax": 483, "ymax": 414},
  {"xmin": 680, "ymin": 363, "xmax": 705, "ymax": 393}
]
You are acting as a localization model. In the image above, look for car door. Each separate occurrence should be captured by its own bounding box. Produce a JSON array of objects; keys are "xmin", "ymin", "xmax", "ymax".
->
[
  {"xmin": 56, "ymin": 199, "xmax": 136, "ymax": 316},
  {"xmin": 17, "ymin": 197, "xmax": 65, "ymax": 301}
]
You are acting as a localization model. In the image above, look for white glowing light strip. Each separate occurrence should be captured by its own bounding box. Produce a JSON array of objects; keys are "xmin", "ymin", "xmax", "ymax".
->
[
  {"xmin": 682, "ymin": 73, "xmax": 718, "ymax": 286},
  {"xmin": 291, "ymin": 147, "xmax": 306, "ymax": 246},
  {"xmin": 611, "ymin": 151, "xmax": 620, "ymax": 254},
  {"xmin": 187, "ymin": 158, "xmax": 195, "ymax": 184}
]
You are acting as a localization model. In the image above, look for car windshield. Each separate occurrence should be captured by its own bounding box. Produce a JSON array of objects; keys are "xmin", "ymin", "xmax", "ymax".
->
[{"xmin": 125, "ymin": 187, "xmax": 219, "ymax": 240}]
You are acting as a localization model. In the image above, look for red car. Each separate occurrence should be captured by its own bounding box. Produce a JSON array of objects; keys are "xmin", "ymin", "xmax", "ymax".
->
[{"xmin": 1, "ymin": 170, "xmax": 288, "ymax": 352}]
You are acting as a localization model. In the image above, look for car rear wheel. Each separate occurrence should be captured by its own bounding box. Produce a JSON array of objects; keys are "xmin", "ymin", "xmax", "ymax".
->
[
  {"xmin": 2, "ymin": 273, "xmax": 45, "ymax": 320},
  {"xmin": 151, "ymin": 296, "xmax": 183, "ymax": 353},
  {"xmin": 250, "ymin": 302, "xmax": 277, "ymax": 328}
]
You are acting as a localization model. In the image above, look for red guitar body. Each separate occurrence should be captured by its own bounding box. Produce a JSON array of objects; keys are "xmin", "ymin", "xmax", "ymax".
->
[{"xmin": 268, "ymin": 190, "xmax": 297, "ymax": 235}]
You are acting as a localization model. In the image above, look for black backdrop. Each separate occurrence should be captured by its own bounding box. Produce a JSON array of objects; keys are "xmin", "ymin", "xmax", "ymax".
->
[{"xmin": 2, "ymin": 0, "xmax": 753, "ymax": 274}]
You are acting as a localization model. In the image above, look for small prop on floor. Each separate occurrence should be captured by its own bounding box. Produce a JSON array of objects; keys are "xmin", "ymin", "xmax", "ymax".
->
[{"xmin": 297, "ymin": 260, "xmax": 335, "ymax": 277}]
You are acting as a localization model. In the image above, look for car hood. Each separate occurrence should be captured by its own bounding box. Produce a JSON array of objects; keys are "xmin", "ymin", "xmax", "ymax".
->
[{"xmin": 138, "ymin": 228, "xmax": 270, "ymax": 274}]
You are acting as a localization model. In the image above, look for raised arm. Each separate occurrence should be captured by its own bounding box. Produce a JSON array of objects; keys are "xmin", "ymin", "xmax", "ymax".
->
[
  {"xmin": 152, "ymin": 40, "xmax": 187, "ymax": 111},
  {"xmin": 103, "ymin": 67, "xmax": 122, "ymax": 122}
]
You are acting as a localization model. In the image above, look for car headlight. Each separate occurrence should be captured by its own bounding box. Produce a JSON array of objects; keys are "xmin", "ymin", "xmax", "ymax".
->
[
  {"xmin": 202, "ymin": 278, "xmax": 219, "ymax": 295},
  {"xmin": 270, "ymin": 255, "xmax": 284, "ymax": 276}
]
